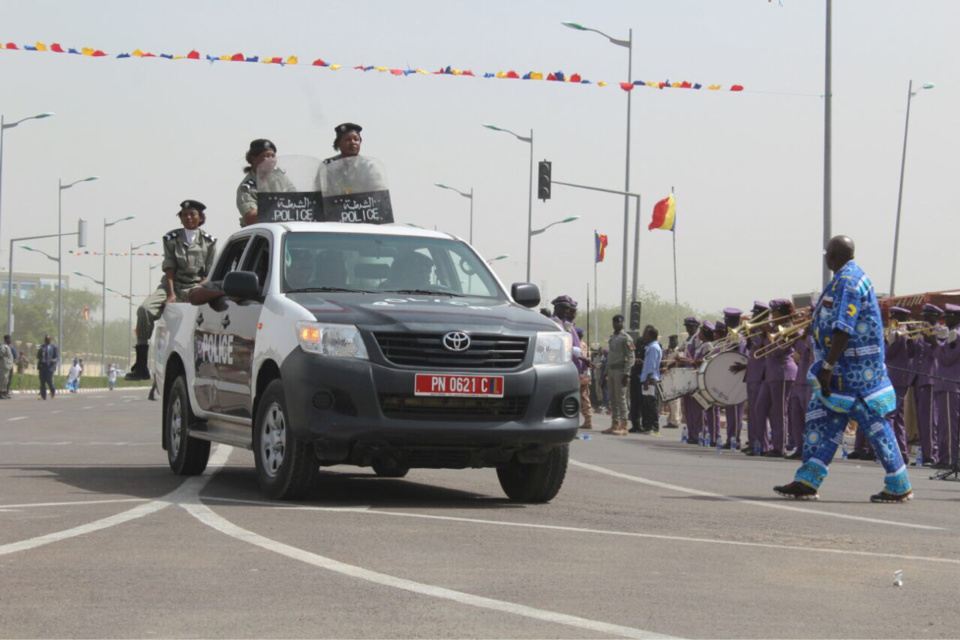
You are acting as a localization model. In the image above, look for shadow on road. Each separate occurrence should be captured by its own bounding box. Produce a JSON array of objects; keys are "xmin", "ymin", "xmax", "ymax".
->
[{"xmin": 0, "ymin": 463, "xmax": 185, "ymax": 499}]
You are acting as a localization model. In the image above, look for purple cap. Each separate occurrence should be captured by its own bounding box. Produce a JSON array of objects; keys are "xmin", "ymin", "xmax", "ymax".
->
[
  {"xmin": 701, "ymin": 320, "xmax": 715, "ymax": 332},
  {"xmin": 683, "ymin": 316, "xmax": 700, "ymax": 325},
  {"xmin": 715, "ymin": 320, "xmax": 727, "ymax": 331},
  {"xmin": 945, "ymin": 303, "xmax": 960, "ymax": 315},
  {"xmin": 889, "ymin": 306, "xmax": 911, "ymax": 316},
  {"xmin": 551, "ymin": 295, "xmax": 577, "ymax": 309},
  {"xmin": 769, "ymin": 298, "xmax": 792, "ymax": 310},
  {"xmin": 922, "ymin": 303, "xmax": 943, "ymax": 316},
  {"xmin": 723, "ymin": 307, "xmax": 743, "ymax": 318},
  {"xmin": 752, "ymin": 300, "xmax": 770, "ymax": 311}
]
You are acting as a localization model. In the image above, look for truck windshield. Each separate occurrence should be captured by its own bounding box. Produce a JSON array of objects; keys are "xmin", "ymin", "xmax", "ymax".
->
[{"xmin": 282, "ymin": 232, "xmax": 504, "ymax": 299}]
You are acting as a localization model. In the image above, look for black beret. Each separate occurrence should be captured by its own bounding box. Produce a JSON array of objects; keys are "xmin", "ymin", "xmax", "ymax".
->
[
  {"xmin": 248, "ymin": 138, "xmax": 277, "ymax": 155},
  {"xmin": 178, "ymin": 199, "xmax": 207, "ymax": 215},
  {"xmin": 334, "ymin": 122, "xmax": 362, "ymax": 138}
]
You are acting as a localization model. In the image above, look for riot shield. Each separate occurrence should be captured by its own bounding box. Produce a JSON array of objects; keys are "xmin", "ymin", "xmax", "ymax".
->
[
  {"xmin": 256, "ymin": 155, "xmax": 323, "ymax": 223},
  {"xmin": 316, "ymin": 156, "xmax": 394, "ymax": 224}
]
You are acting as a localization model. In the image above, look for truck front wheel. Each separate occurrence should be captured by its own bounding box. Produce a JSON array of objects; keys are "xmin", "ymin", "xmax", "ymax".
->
[
  {"xmin": 254, "ymin": 379, "xmax": 321, "ymax": 500},
  {"xmin": 166, "ymin": 375, "xmax": 210, "ymax": 476},
  {"xmin": 496, "ymin": 444, "xmax": 569, "ymax": 503}
]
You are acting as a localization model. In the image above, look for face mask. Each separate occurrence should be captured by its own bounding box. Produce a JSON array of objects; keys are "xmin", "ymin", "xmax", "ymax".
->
[{"xmin": 257, "ymin": 157, "xmax": 277, "ymax": 177}]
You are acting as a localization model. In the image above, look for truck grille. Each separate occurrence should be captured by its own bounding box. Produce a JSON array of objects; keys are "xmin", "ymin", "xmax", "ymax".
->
[
  {"xmin": 373, "ymin": 332, "xmax": 528, "ymax": 369},
  {"xmin": 379, "ymin": 394, "xmax": 529, "ymax": 421}
]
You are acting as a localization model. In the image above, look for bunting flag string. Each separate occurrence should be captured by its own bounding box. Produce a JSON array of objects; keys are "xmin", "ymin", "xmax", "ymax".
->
[
  {"xmin": 1, "ymin": 40, "xmax": 745, "ymax": 93},
  {"xmin": 68, "ymin": 250, "xmax": 162, "ymax": 257}
]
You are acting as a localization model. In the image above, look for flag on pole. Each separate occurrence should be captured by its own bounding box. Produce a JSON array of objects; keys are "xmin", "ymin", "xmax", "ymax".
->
[
  {"xmin": 594, "ymin": 232, "xmax": 609, "ymax": 263},
  {"xmin": 648, "ymin": 194, "xmax": 676, "ymax": 231}
]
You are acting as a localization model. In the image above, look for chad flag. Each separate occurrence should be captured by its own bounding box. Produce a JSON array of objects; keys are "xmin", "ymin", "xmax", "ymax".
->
[
  {"xmin": 648, "ymin": 194, "xmax": 676, "ymax": 232},
  {"xmin": 595, "ymin": 232, "xmax": 608, "ymax": 263}
]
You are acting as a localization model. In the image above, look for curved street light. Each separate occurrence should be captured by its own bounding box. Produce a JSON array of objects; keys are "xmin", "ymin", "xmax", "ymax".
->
[
  {"xmin": 100, "ymin": 215, "xmax": 135, "ymax": 374},
  {"xmin": 531, "ymin": 215, "xmax": 581, "ymax": 236},
  {"xmin": 434, "ymin": 183, "xmax": 474, "ymax": 244},
  {"xmin": 58, "ymin": 175, "xmax": 99, "ymax": 374},
  {"xmin": 483, "ymin": 123, "xmax": 534, "ymax": 281}
]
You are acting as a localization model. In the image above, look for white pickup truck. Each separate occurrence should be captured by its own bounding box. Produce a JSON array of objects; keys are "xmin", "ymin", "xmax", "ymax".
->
[{"xmin": 154, "ymin": 222, "xmax": 581, "ymax": 501}]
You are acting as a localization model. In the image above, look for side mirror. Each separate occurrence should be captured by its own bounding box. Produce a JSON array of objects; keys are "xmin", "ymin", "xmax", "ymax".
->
[
  {"xmin": 511, "ymin": 283, "xmax": 541, "ymax": 309},
  {"xmin": 223, "ymin": 271, "xmax": 260, "ymax": 300}
]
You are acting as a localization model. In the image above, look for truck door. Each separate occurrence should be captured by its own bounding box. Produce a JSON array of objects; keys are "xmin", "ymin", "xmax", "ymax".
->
[
  {"xmin": 213, "ymin": 234, "xmax": 270, "ymax": 419},
  {"xmin": 194, "ymin": 235, "xmax": 250, "ymax": 413}
]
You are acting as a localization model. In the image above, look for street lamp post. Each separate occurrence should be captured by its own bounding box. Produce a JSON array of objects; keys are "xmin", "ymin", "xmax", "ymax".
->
[
  {"xmin": 128, "ymin": 241, "xmax": 157, "ymax": 368},
  {"xmin": 0, "ymin": 112, "xmax": 54, "ymax": 276},
  {"xmin": 102, "ymin": 216, "xmax": 135, "ymax": 375},
  {"xmin": 562, "ymin": 21, "xmax": 633, "ymax": 314},
  {"xmin": 889, "ymin": 81, "xmax": 935, "ymax": 297},
  {"xmin": 434, "ymin": 183, "xmax": 474, "ymax": 244},
  {"xmin": 483, "ymin": 124, "xmax": 534, "ymax": 282},
  {"xmin": 59, "ymin": 176, "xmax": 98, "ymax": 374}
]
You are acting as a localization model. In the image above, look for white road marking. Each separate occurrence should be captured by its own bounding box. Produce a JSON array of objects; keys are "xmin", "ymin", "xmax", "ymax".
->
[
  {"xmin": 0, "ymin": 445, "xmax": 232, "ymax": 557},
  {"xmin": 81, "ymin": 406, "xmax": 93, "ymax": 410},
  {"xmin": 50, "ymin": 410, "xmax": 62, "ymax": 414},
  {"xmin": 202, "ymin": 496, "xmax": 960, "ymax": 567},
  {"xmin": 184, "ymin": 501, "xmax": 672, "ymax": 640},
  {"xmin": 570, "ymin": 459, "xmax": 943, "ymax": 531},
  {"xmin": 0, "ymin": 441, "xmax": 152, "ymax": 446},
  {"xmin": 0, "ymin": 498, "xmax": 149, "ymax": 511},
  {"xmin": 105, "ymin": 403, "xmax": 115, "ymax": 407},
  {"xmin": 7, "ymin": 416, "xmax": 26, "ymax": 422}
]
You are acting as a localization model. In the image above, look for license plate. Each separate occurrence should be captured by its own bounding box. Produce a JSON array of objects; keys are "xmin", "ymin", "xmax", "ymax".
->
[{"xmin": 414, "ymin": 374, "xmax": 504, "ymax": 398}]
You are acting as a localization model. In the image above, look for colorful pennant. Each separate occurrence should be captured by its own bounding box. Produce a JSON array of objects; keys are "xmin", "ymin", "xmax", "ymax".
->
[
  {"xmin": 68, "ymin": 250, "xmax": 162, "ymax": 257},
  {"xmin": 1, "ymin": 40, "xmax": 745, "ymax": 93}
]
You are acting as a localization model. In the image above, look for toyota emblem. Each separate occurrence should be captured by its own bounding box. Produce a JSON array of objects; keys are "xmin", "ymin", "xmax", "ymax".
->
[{"xmin": 442, "ymin": 331, "xmax": 471, "ymax": 352}]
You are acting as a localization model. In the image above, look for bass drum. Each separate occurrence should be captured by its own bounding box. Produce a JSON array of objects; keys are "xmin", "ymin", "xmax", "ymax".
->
[
  {"xmin": 697, "ymin": 352, "xmax": 748, "ymax": 407},
  {"xmin": 657, "ymin": 368, "xmax": 698, "ymax": 402}
]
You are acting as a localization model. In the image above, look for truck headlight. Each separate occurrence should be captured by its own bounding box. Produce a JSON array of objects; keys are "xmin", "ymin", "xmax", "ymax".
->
[
  {"xmin": 296, "ymin": 322, "xmax": 369, "ymax": 360},
  {"xmin": 533, "ymin": 331, "xmax": 572, "ymax": 366}
]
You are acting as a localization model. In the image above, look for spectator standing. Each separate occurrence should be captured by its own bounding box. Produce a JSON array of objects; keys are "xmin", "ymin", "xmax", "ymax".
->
[
  {"xmin": 639, "ymin": 326, "xmax": 663, "ymax": 434},
  {"xmin": 108, "ymin": 363, "xmax": 118, "ymax": 391},
  {"xmin": 0, "ymin": 335, "xmax": 14, "ymax": 399},
  {"xmin": 36, "ymin": 335, "xmax": 59, "ymax": 400},
  {"xmin": 66, "ymin": 358, "xmax": 82, "ymax": 393}
]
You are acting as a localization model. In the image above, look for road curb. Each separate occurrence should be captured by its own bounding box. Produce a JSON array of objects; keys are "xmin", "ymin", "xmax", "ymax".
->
[{"xmin": 10, "ymin": 386, "xmax": 152, "ymax": 396}]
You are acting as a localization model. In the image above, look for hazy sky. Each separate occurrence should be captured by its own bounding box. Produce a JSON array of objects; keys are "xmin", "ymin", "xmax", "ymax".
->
[{"xmin": 1, "ymin": 0, "xmax": 958, "ymax": 325}]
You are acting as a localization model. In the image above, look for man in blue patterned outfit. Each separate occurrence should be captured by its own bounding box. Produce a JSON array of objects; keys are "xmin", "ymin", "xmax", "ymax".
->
[{"xmin": 775, "ymin": 236, "xmax": 913, "ymax": 503}]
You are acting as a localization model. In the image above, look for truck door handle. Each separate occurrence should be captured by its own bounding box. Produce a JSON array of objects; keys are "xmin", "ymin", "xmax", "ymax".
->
[
  {"xmin": 196, "ymin": 312, "xmax": 204, "ymax": 326},
  {"xmin": 221, "ymin": 315, "xmax": 231, "ymax": 329}
]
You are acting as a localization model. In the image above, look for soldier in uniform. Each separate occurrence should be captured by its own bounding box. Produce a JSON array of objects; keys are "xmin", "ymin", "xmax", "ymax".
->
[
  {"xmin": 237, "ymin": 139, "xmax": 295, "ymax": 227},
  {"xmin": 602, "ymin": 314, "xmax": 636, "ymax": 436},
  {"xmin": 325, "ymin": 122, "xmax": 363, "ymax": 163},
  {"xmin": 912, "ymin": 303, "xmax": 943, "ymax": 466},
  {"xmin": 126, "ymin": 200, "xmax": 217, "ymax": 380},
  {"xmin": 0, "ymin": 335, "xmax": 14, "ymax": 399}
]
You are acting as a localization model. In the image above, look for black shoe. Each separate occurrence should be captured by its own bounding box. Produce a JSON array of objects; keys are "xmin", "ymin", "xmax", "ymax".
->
[
  {"xmin": 665, "ymin": 424, "xmax": 679, "ymax": 429},
  {"xmin": 763, "ymin": 450, "xmax": 784, "ymax": 458},
  {"xmin": 786, "ymin": 451, "xmax": 801, "ymax": 460},
  {"xmin": 687, "ymin": 439, "xmax": 701, "ymax": 445},
  {"xmin": 628, "ymin": 428, "xmax": 641, "ymax": 433},
  {"xmin": 870, "ymin": 489, "xmax": 913, "ymax": 503},
  {"xmin": 721, "ymin": 443, "xmax": 732, "ymax": 450},
  {"xmin": 774, "ymin": 481, "xmax": 819, "ymax": 500},
  {"xmin": 922, "ymin": 460, "xmax": 934, "ymax": 468},
  {"xmin": 847, "ymin": 451, "xmax": 863, "ymax": 460},
  {"xmin": 861, "ymin": 452, "xmax": 877, "ymax": 462},
  {"xmin": 902, "ymin": 454, "xmax": 910, "ymax": 465},
  {"xmin": 741, "ymin": 446, "xmax": 754, "ymax": 455}
]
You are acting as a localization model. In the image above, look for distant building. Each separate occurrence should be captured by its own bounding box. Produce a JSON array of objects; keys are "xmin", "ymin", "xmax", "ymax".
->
[{"xmin": 0, "ymin": 270, "xmax": 70, "ymax": 299}]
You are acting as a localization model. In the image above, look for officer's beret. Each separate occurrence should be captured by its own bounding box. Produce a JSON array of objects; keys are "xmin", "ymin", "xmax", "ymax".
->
[
  {"xmin": 248, "ymin": 139, "xmax": 277, "ymax": 155},
  {"xmin": 335, "ymin": 122, "xmax": 363, "ymax": 138},
  {"xmin": 752, "ymin": 300, "xmax": 770, "ymax": 312},
  {"xmin": 178, "ymin": 200, "xmax": 206, "ymax": 215},
  {"xmin": 723, "ymin": 307, "xmax": 743, "ymax": 318},
  {"xmin": 701, "ymin": 320, "xmax": 715, "ymax": 333},
  {"xmin": 683, "ymin": 316, "xmax": 700, "ymax": 326},
  {"xmin": 770, "ymin": 298, "xmax": 793, "ymax": 311},
  {"xmin": 715, "ymin": 320, "xmax": 727, "ymax": 331},
  {"xmin": 945, "ymin": 303, "xmax": 960, "ymax": 315},
  {"xmin": 551, "ymin": 295, "xmax": 576, "ymax": 309},
  {"xmin": 922, "ymin": 303, "xmax": 943, "ymax": 316},
  {"xmin": 889, "ymin": 306, "xmax": 911, "ymax": 317}
]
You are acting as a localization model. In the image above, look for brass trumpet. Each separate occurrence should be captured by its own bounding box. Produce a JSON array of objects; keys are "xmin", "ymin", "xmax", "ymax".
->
[
  {"xmin": 736, "ymin": 308, "xmax": 772, "ymax": 340},
  {"xmin": 752, "ymin": 317, "xmax": 813, "ymax": 358},
  {"xmin": 901, "ymin": 323, "xmax": 942, "ymax": 338},
  {"xmin": 887, "ymin": 319, "xmax": 923, "ymax": 330}
]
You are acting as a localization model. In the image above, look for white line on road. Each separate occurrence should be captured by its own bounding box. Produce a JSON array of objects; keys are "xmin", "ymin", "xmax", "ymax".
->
[
  {"xmin": 7, "ymin": 416, "xmax": 26, "ymax": 422},
  {"xmin": 81, "ymin": 406, "xmax": 93, "ymax": 410},
  {"xmin": 50, "ymin": 410, "xmax": 62, "ymax": 414},
  {"xmin": 0, "ymin": 445, "xmax": 232, "ymax": 557},
  {"xmin": 184, "ymin": 500, "xmax": 673, "ymax": 640},
  {"xmin": 0, "ymin": 498, "xmax": 149, "ymax": 511},
  {"xmin": 570, "ymin": 459, "xmax": 943, "ymax": 531},
  {"xmin": 205, "ymin": 496, "xmax": 370, "ymax": 512},
  {"xmin": 105, "ymin": 403, "xmax": 115, "ymax": 407}
]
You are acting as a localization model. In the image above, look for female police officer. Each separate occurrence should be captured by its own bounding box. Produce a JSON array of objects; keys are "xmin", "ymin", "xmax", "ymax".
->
[
  {"xmin": 126, "ymin": 200, "xmax": 216, "ymax": 380},
  {"xmin": 236, "ymin": 138, "xmax": 295, "ymax": 227}
]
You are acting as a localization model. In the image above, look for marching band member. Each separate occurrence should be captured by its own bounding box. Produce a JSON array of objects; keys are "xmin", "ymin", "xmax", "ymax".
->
[
  {"xmin": 775, "ymin": 235, "xmax": 912, "ymax": 503},
  {"xmin": 742, "ymin": 301, "xmax": 770, "ymax": 456},
  {"xmin": 698, "ymin": 321, "xmax": 721, "ymax": 445},
  {"xmin": 721, "ymin": 307, "xmax": 746, "ymax": 448},
  {"xmin": 934, "ymin": 304, "xmax": 960, "ymax": 469},
  {"xmin": 912, "ymin": 303, "xmax": 943, "ymax": 467},
  {"xmin": 787, "ymin": 328, "xmax": 814, "ymax": 459},
  {"xmin": 756, "ymin": 299, "xmax": 798, "ymax": 457},
  {"xmin": 681, "ymin": 317, "xmax": 703, "ymax": 444}
]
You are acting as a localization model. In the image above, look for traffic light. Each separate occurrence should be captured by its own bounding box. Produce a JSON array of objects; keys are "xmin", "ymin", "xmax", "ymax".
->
[
  {"xmin": 537, "ymin": 160, "xmax": 551, "ymax": 201},
  {"xmin": 629, "ymin": 301, "xmax": 642, "ymax": 332}
]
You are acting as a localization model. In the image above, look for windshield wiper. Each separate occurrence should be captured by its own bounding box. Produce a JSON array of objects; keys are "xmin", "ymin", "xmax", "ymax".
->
[
  {"xmin": 286, "ymin": 286, "xmax": 376, "ymax": 294},
  {"xmin": 381, "ymin": 288, "xmax": 466, "ymax": 297}
]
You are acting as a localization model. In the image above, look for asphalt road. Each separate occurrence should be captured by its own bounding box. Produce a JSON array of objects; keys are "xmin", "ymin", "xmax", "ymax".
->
[{"xmin": 2, "ymin": 391, "xmax": 959, "ymax": 639}]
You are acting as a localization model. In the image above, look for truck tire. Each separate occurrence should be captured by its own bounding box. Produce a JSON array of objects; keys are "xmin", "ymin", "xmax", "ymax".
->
[
  {"xmin": 166, "ymin": 375, "xmax": 211, "ymax": 476},
  {"xmin": 371, "ymin": 461, "xmax": 410, "ymax": 478},
  {"xmin": 496, "ymin": 444, "xmax": 569, "ymax": 503},
  {"xmin": 254, "ymin": 379, "xmax": 320, "ymax": 500}
]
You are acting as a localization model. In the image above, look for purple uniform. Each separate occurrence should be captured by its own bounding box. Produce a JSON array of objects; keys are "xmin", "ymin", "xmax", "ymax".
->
[
  {"xmin": 914, "ymin": 315, "xmax": 942, "ymax": 465},
  {"xmin": 683, "ymin": 332, "xmax": 704, "ymax": 442},
  {"xmin": 879, "ymin": 326, "xmax": 918, "ymax": 458},
  {"xmin": 935, "ymin": 312, "xmax": 960, "ymax": 467},
  {"xmin": 788, "ymin": 334, "xmax": 814, "ymax": 456},
  {"xmin": 744, "ymin": 302, "xmax": 770, "ymax": 453}
]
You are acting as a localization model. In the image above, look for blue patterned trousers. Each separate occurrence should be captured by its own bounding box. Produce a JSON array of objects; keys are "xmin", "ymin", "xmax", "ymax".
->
[{"xmin": 794, "ymin": 396, "xmax": 912, "ymax": 495}]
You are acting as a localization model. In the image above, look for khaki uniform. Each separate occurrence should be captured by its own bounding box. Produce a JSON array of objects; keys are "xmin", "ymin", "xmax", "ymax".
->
[
  {"xmin": 0, "ymin": 343, "xmax": 13, "ymax": 395},
  {"xmin": 236, "ymin": 169, "xmax": 296, "ymax": 227},
  {"xmin": 136, "ymin": 228, "xmax": 216, "ymax": 345},
  {"xmin": 606, "ymin": 331, "xmax": 636, "ymax": 423}
]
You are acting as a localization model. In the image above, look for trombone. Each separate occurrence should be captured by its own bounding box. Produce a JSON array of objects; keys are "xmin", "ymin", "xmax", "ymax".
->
[
  {"xmin": 736, "ymin": 308, "xmax": 772, "ymax": 341},
  {"xmin": 752, "ymin": 317, "xmax": 813, "ymax": 358},
  {"xmin": 901, "ymin": 322, "xmax": 942, "ymax": 338}
]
